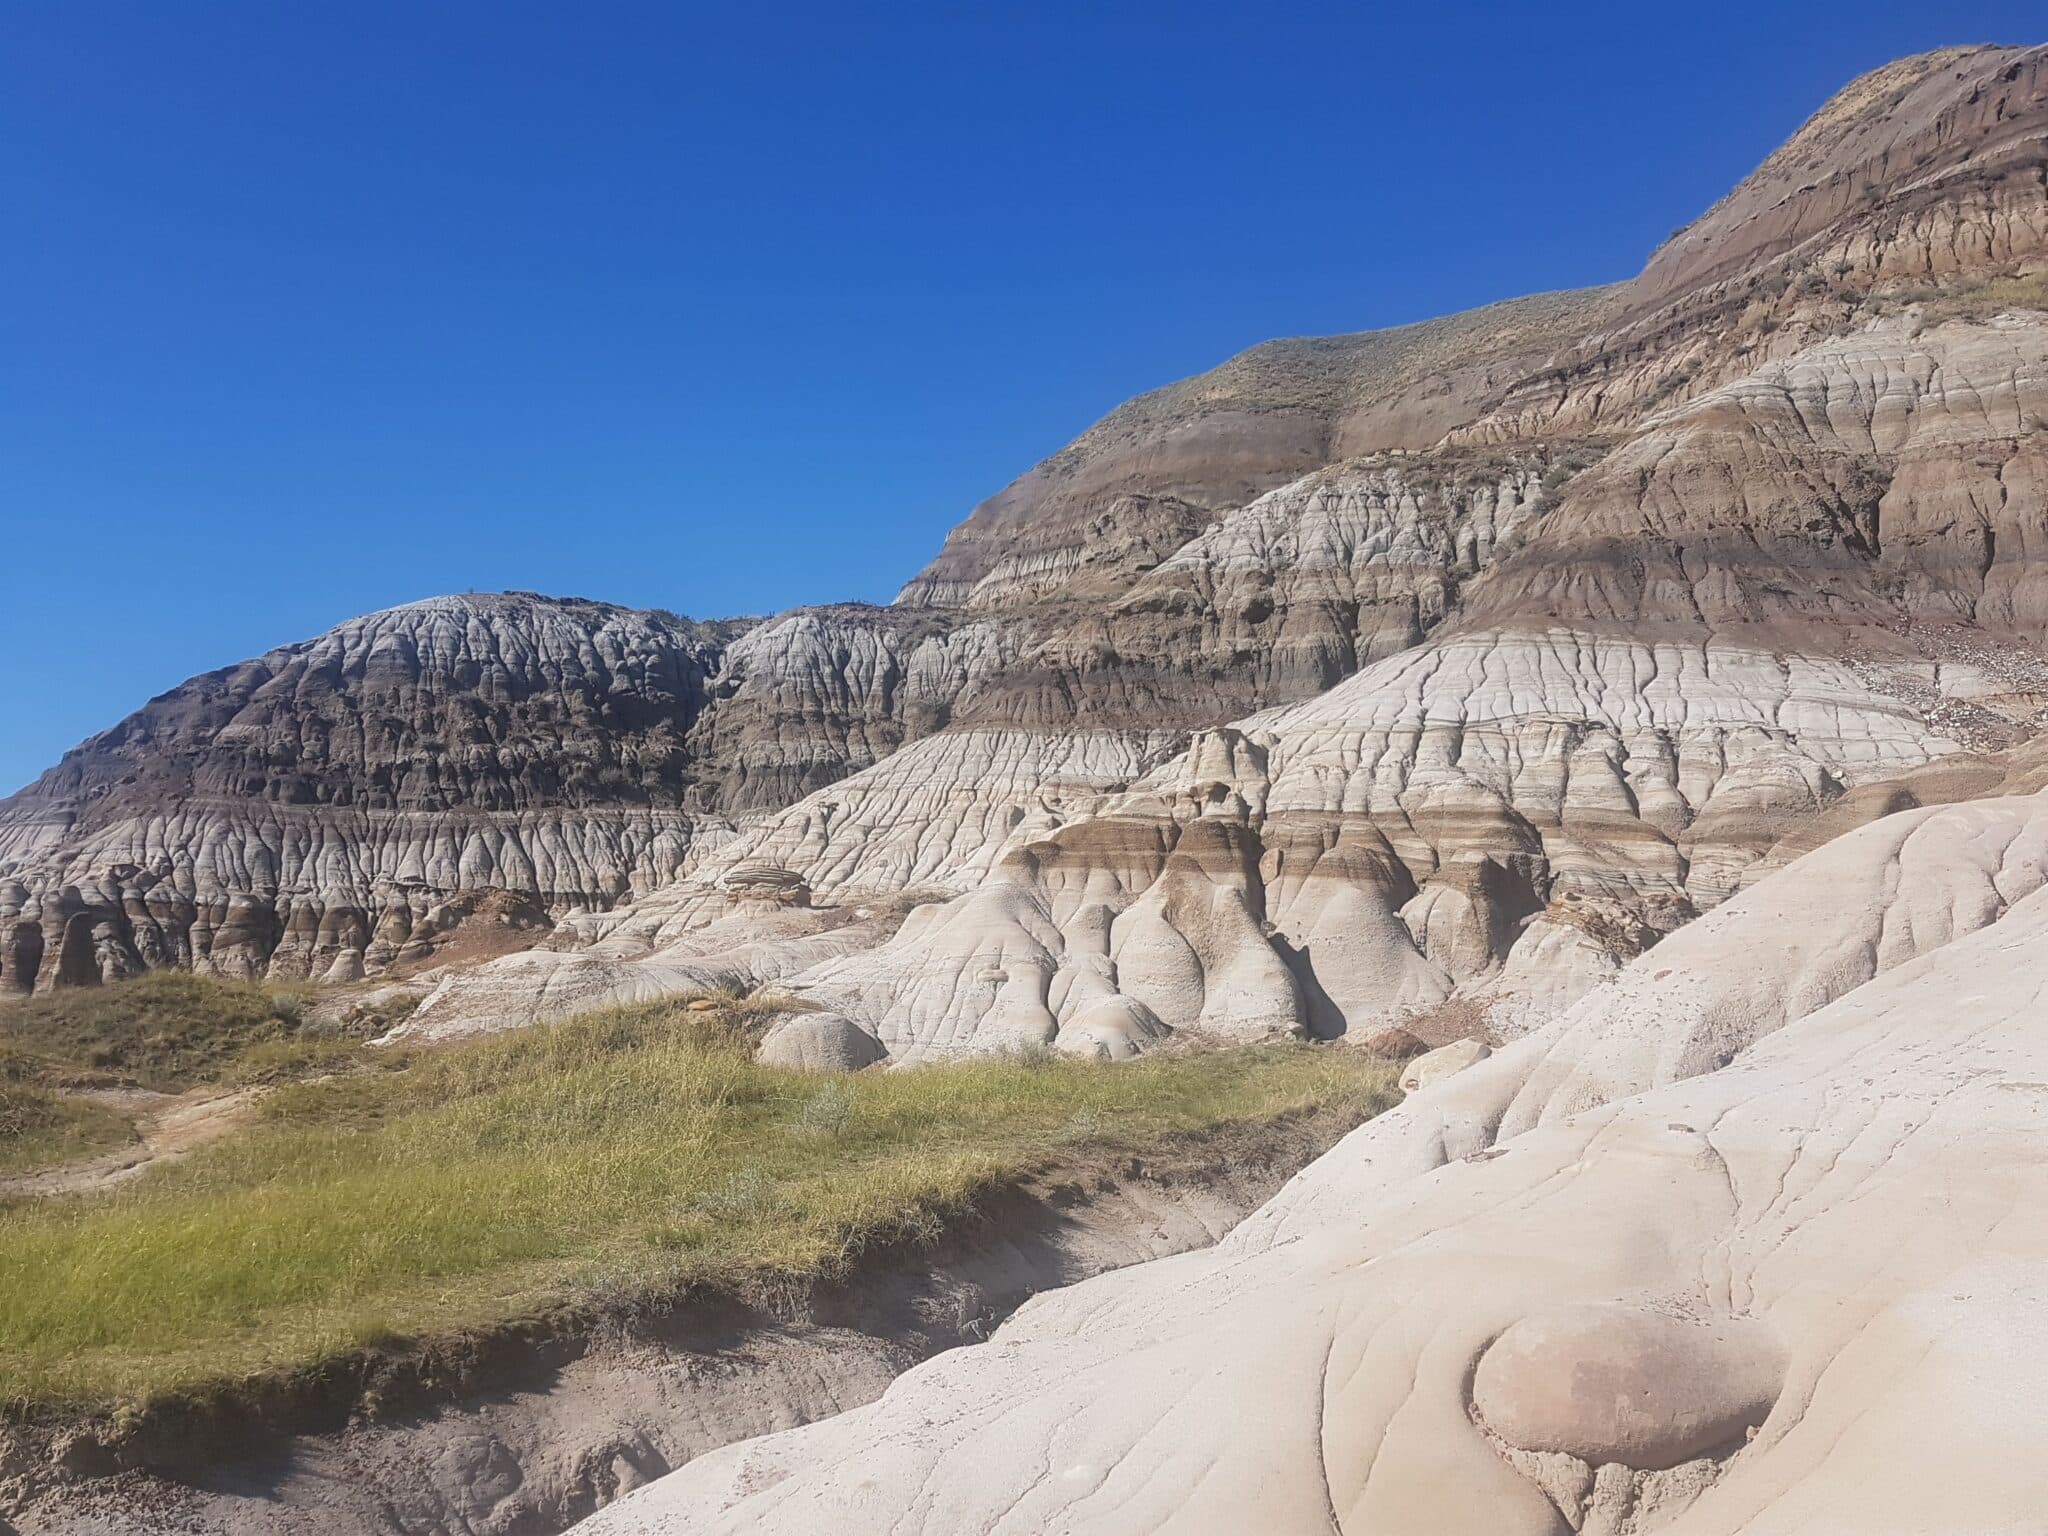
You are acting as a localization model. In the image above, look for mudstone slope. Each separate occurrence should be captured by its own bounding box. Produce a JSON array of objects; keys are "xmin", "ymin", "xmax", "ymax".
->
[{"xmin": 403, "ymin": 42, "xmax": 2048, "ymax": 1065}]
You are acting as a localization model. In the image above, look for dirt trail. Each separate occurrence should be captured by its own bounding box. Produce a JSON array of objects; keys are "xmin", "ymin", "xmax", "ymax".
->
[
  {"xmin": 0, "ymin": 1109, "xmax": 1362, "ymax": 1536},
  {"xmin": 0, "ymin": 1086, "xmax": 260, "ymax": 1199}
]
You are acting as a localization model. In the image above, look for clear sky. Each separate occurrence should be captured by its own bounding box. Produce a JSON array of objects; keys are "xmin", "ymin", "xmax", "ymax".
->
[{"xmin": 3, "ymin": 1, "xmax": 2041, "ymax": 793}]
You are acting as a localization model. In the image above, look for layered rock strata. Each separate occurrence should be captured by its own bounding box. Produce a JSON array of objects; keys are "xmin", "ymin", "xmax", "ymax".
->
[
  {"xmin": 580, "ymin": 787, "xmax": 2048, "ymax": 1536},
  {"xmin": 0, "ymin": 595, "xmax": 734, "ymax": 991},
  {"xmin": 5, "ymin": 44, "xmax": 2048, "ymax": 1014},
  {"xmin": 414, "ymin": 307, "xmax": 2048, "ymax": 1056}
]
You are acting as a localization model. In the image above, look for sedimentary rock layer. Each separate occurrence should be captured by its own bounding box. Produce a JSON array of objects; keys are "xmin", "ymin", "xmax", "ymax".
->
[
  {"xmin": 417, "ymin": 306, "xmax": 2048, "ymax": 1057},
  {"xmin": 5, "ymin": 44, "xmax": 2047, "ymax": 1003},
  {"xmin": 0, "ymin": 595, "xmax": 733, "ymax": 990},
  {"xmin": 579, "ymin": 789, "xmax": 2048, "ymax": 1535}
]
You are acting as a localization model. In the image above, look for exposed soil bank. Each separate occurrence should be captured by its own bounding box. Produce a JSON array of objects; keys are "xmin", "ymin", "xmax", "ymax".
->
[{"xmin": 0, "ymin": 1108, "xmax": 1360, "ymax": 1535}]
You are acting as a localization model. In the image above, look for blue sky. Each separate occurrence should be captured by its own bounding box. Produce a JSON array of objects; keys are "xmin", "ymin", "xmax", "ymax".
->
[{"xmin": 2, "ymin": 1, "xmax": 2041, "ymax": 793}]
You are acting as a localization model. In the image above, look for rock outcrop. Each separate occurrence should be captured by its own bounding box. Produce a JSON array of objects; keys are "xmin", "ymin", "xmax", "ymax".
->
[
  {"xmin": 421, "ymin": 305, "xmax": 2048, "ymax": 1056},
  {"xmin": 0, "ymin": 594, "xmax": 739, "ymax": 992},
  {"xmin": 892, "ymin": 292, "xmax": 1621, "ymax": 609},
  {"xmin": 5, "ymin": 43, "xmax": 2048, "ymax": 1055},
  {"xmin": 578, "ymin": 785, "xmax": 2048, "ymax": 1536}
]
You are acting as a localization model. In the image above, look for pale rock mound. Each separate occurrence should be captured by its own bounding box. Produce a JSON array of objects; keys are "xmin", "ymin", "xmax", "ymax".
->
[
  {"xmin": 1398, "ymin": 1035, "xmax": 1490, "ymax": 1095},
  {"xmin": 577, "ymin": 787, "xmax": 2048, "ymax": 1535},
  {"xmin": 389, "ymin": 901, "xmax": 906, "ymax": 1042},
  {"xmin": 752, "ymin": 1012, "xmax": 886, "ymax": 1072}
]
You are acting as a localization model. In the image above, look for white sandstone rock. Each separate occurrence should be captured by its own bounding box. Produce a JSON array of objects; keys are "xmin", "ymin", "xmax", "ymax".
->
[
  {"xmin": 753, "ymin": 1012, "xmax": 886, "ymax": 1072},
  {"xmin": 1398, "ymin": 1035, "xmax": 1491, "ymax": 1094},
  {"xmin": 576, "ymin": 789, "xmax": 2048, "ymax": 1536}
]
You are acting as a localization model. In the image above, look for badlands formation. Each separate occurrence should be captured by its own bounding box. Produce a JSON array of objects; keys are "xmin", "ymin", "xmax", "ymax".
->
[
  {"xmin": 3, "ymin": 38, "xmax": 2048, "ymax": 1533},
  {"xmin": 579, "ymin": 781, "xmax": 2048, "ymax": 1533}
]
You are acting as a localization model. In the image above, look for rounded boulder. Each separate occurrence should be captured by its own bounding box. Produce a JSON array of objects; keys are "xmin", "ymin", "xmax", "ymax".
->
[
  {"xmin": 1473, "ymin": 1302, "xmax": 1784, "ymax": 1469},
  {"xmin": 1054, "ymin": 996, "xmax": 1171, "ymax": 1061},
  {"xmin": 1399, "ymin": 1036, "xmax": 1490, "ymax": 1095},
  {"xmin": 755, "ymin": 1011, "xmax": 888, "ymax": 1072}
]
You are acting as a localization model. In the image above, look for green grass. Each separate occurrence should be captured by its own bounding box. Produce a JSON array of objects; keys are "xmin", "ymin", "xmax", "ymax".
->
[
  {"xmin": 0, "ymin": 998, "xmax": 1398, "ymax": 1410},
  {"xmin": 0, "ymin": 1083, "xmax": 137, "ymax": 1178}
]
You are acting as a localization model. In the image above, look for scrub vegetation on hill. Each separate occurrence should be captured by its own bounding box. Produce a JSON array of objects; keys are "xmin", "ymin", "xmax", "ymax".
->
[
  {"xmin": 0, "ymin": 971, "xmax": 342, "ymax": 1090},
  {"xmin": 1879, "ymin": 268, "xmax": 2048, "ymax": 323},
  {"xmin": 0, "ymin": 1078, "xmax": 136, "ymax": 1178},
  {"xmin": 0, "ymin": 991, "xmax": 1399, "ymax": 1411}
]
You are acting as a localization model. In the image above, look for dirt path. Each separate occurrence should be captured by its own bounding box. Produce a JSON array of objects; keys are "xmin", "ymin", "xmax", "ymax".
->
[{"xmin": 0, "ymin": 1085, "xmax": 261, "ymax": 1199}]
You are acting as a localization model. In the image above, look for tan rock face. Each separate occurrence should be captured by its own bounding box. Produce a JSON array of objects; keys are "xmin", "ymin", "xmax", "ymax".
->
[
  {"xmin": 1630, "ymin": 46, "xmax": 2048, "ymax": 318},
  {"xmin": 892, "ymin": 295, "xmax": 1620, "ymax": 610}
]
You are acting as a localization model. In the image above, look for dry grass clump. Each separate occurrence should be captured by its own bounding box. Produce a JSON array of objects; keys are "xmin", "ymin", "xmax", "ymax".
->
[
  {"xmin": 0, "ymin": 996, "xmax": 1397, "ymax": 1410},
  {"xmin": 0, "ymin": 971, "xmax": 341, "ymax": 1090},
  {"xmin": 0, "ymin": 1082, "xmax": 136, "ymax": 1178},
  {"xmin": 1391, "ymin": 995, "xmax": 1501, "ymax": 1049},
  {"xmin": 1042, "ymin": 285, "xmax": 1622, "ymax": 471},
  {"xmin": 1880, "ymin": 270, "xmax": 2048, "ymax": 324}
]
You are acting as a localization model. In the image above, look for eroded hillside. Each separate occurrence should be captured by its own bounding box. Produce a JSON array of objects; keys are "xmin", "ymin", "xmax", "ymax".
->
[{"xmin": 4, "ymin": 44, "xmax": 2047, "ymax": 1071}]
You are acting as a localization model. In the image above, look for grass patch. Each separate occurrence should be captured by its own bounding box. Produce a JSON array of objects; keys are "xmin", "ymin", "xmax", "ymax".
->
[
  {"xmin": 1880, "ymin": 270, "xmax": 2048, "ymax": 324},
  {"xmin": 0, "ymin": 1083, "xmax": 137, "ymax": 1178},
  {"xmin": 0, "ymin": 971, "xmax": 337, "ymax": 1091},
  {"xmin": 0, "ymin": 997, "xmax": 1397, "ymax": 1410}
]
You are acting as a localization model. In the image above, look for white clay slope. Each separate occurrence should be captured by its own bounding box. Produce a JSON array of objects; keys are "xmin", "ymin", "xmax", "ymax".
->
[{"xmin": 577, "ymin": 788, "xmax": 2048, "ymax": 1535}]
